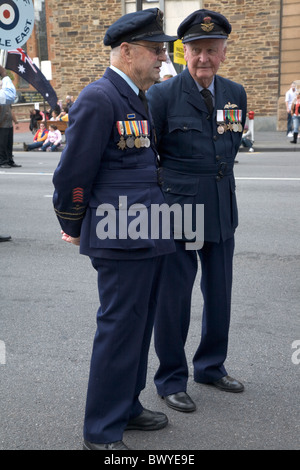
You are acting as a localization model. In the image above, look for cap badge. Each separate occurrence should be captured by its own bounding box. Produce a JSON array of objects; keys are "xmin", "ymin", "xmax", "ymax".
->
[
  {"xmin": 201, "ymin": 17, "xmax": 214, "ymax": 32},
  {"xmin": 201, "ymin": 16, "xmax": 215, "ymax": 33}
]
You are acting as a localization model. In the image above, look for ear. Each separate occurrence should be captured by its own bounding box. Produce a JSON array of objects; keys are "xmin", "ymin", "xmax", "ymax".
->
[
  {"xmin": 120, "ymin": 42, "xmax": 133, "ymax": 63},
  {"xmin": 220, "ymin": 44, "xmax": 227, "ymax": 63},
  {"xmin": 183, "ymin": 44, "xmax": 188, "ymax": 63}
]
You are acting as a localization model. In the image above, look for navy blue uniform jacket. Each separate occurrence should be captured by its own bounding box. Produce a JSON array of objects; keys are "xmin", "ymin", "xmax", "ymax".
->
[
  {"xmin": 147, "ymin": 68, "xmax": 247, "ymax": 243},
  {"xmin": 53, "ymin": 68, "xmax": 175, "ymax": 259}
]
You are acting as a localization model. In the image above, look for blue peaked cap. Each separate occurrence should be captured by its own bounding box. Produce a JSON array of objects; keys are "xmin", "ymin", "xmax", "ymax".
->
[
  {"xmin": 104, "ymin": 8, "xmax": 176, "ymax": 47},
  {"xmin": 178, "ymin": 9, "xmax": 231, "ymax": 43}
]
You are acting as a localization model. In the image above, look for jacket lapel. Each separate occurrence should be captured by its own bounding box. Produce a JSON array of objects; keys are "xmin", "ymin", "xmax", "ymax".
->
[
  {"xmin": 181, "ymin": 69, "xmax": 208, "ymax": 114},
  {"xmin": 181, "ymin": 70, "xmax": 233, "ymax": 118},
  {"xmin": 104, "ymin": 67, "xmax": 149, "ymax": 119},
  {"xmin": 103, "ymin": 67, "xmax": 156, "ymax": 151},
  {"xmin": 214, "ymin": 76, "xmax": 232, "ymax": 113}
]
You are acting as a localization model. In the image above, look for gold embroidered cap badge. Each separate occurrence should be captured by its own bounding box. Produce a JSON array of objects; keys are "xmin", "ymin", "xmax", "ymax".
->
[{"xmin": 201, "ymin": 16, "xmax": 214, "ymax": 32}]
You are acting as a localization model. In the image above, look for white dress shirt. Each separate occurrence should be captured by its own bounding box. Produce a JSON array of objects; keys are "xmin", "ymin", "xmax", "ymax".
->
[{"xmin": 0, "ymin": 76, "xmax": 16, "ymax": 104}]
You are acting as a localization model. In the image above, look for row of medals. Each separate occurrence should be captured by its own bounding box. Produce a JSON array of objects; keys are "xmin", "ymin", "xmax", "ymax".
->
[
  {"xmin": 217, "ymin": 121, "xmax": 243, "ymax": 134},
  {"xmin": 117, "ymin": 120, "xmax": 150, "ymax": 150},
  {"xmin": 118, "ymin": 134, "xmax": 150, "ymax": 150}
]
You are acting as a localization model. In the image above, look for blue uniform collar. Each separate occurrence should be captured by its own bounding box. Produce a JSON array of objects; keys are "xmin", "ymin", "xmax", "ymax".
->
[{"xmin": 110, "ymin": 65, "xmax": 139, "ymax": 96}]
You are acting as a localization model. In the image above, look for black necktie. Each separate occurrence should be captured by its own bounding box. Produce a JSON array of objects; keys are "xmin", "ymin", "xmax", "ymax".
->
[
  {"xmin": 138, "ymin": 89, "xmax": 148, "ymax": 113},
  {"xmin": 200, "ymin": 88, "xmax": 214, "ymax": 116}
]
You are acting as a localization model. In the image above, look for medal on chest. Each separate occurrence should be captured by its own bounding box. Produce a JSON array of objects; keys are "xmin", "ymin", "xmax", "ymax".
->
[
  {"xmin": 216, "ymin": 103, "xmax": 243, "ymax": 134},
  {"xmin": 116, "ymin": 119, "xmax": 150, "ymax": 150},
  {"xmin": 116, "ymin": 122, "xmax": 126, "ymax": 150}
]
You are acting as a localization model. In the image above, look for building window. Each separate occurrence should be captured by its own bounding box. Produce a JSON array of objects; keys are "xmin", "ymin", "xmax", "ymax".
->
[{"xmin": 34, "ymin": 0, "xmax": 48, "ymax": 62}]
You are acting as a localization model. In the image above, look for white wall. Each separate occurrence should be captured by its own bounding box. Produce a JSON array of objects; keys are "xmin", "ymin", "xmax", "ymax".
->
[{"xmin": 123, "ymin": 0, "xmax": 202, "ymax": 35}]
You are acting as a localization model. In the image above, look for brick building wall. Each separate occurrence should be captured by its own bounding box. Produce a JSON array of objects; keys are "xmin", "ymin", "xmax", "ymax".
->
[
  {"xmin": 13, "ymin": 0, "xmax": 299, "ymax": 129},
  {"xmin": 277, "ymin": 0, "xmax": 300, "ymax": 130},
  {"xmin": 203, "ymin": 0, "xmax": 281, "ymax": 129},
  {"xmin": 45, "ymin": 0, "xmax": 122, "ymax": 103},
  {"xmin": 44, "ymin": 0, "xmax": 284, "ymax": 128}
]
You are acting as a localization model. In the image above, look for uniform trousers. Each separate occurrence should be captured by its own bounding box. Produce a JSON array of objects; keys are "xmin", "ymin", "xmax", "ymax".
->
[
  {"xmin": 83, "ymin": 254, "xmax": 167, "ymax": 444},
  {"xmin": 0, "ymin": 128, "xmax": 10, "ymax": 164},
  {"xmin": 154, "ymin": 237, "xmax": 235, "ymax": 396}
]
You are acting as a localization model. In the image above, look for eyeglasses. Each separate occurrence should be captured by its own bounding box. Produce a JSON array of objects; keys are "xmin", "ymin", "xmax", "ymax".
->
[{"xmin": 133, "ymin": 43, "xmax": 167, "ymax": 57}]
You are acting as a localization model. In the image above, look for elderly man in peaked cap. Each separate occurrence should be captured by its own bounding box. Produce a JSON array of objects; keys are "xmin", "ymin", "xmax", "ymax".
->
[
  {"xmin": 52, "ymin": 8, "xmax": 175, "ymax": 450},
  {"xmin": 147, "ymin": 9, "xmax": 247, "ymax": 413}
]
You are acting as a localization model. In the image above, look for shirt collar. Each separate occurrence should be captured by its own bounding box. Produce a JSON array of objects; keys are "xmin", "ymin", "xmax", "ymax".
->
[
  {"xmin": 110, "ymin": 65, "xmax": 139, "ymax": 95},
  {"xmin": 194, "ymin": 77, "xmax": 215, "ymax": 97}
]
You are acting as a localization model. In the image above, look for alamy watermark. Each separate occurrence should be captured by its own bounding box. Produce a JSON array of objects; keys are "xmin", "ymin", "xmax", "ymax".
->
[
  {"xmin": 291, "ymin": 340, "xmax": 300, "ymax": 365},
  {"xmin": 95, "ymin": 197, "xmax": 204, "ymax": 250},
  {"xmin": 0, "ymin": 340, "xmax": 6, "ymax": 365},
  {"xmin": 0, "ymin": 340, "xmax": 299, "ymax": 367}
]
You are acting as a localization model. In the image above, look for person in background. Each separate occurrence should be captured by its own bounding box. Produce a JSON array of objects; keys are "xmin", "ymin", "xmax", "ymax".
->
[
  {"xmin": 65, "ymin": 95, "xmax": 74, "ymax": 112},
  {"xmin": 57, "ymin": 107, "xmax": 69, "ymax": 122},
  {"xmin": 0, "ymin": 104, "xmax": 21, "ymax": 168},
  {"xmin": 147, "ymin": 9, "xmax": 247, "ymax": 414},
  {"xmin": 0, "ymin": 69, "xmax": 18, "ymax": 237},
  {"xmin": 41, "ymin": 124, "xmax": 61, "ymax": 151},
  {"xmin": 162, "ymin": 74, "xmax": 173, "ymax": 81},
  {"xmin": 0, "ymin": 66, "xmax": 21, "ymax": 167},
  {"xmin": 290, "ymin": 91, "xmax": 300, "ymax": 144},
  {"xmin": 50, "ymin": 109, "xmax": 59, "ymax": 121},
  {"xmin": 46, "ymin": 102, "xmax": 62, "ymax": 120},
  {"xmin": 23, "ymin": 122, "xmax": 48, "ymax": 151},
  {"xmin": 7, "ymin": 106, "xmax": 21, "ymax": 167},
  {"xmin": 241, "ymin": 124, "xmax": 254, "ymax": 152},
  {"xmin": 285, "ymin": 82, "xmax": 297, "ymax": 138},
  {"xmin": 0, "ymin": 66, "xmax": 16, "ymax": 104},
  {"xmin": 29, "ymin": 108, "xmax": 43, "ymax": 133}
]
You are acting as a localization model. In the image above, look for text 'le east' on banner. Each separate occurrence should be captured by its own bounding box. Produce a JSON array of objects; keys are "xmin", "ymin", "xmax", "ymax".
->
[{"xmin": 5, "ymin": 48, "xmax": 58, "ymax": 108}]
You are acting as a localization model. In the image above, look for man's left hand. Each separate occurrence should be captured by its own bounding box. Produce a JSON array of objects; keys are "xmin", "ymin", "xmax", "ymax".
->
[{"xmin": 61, "ymin": 230, "xmax": 80, "ymax": 245}]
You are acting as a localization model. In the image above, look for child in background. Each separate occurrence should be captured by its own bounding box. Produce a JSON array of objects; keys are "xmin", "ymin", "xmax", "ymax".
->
[
  {"xmin": 40, "ymin": 124, "xmax": 62, "ymax": 152},
  {"xmin": 23, "ymin": 122, "xmax": 48, "ymax": 151}
]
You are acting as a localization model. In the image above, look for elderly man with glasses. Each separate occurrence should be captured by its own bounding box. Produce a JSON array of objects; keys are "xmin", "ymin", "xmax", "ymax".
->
[{"xmin": 53, "ymin": 8, "xmax": 176, "ymax": 450}]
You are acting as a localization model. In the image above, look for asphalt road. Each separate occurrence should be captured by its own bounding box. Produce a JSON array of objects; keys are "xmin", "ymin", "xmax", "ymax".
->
[{"xmin": 0, "ymin": 149, "xmax": 299, "ymax": 451}]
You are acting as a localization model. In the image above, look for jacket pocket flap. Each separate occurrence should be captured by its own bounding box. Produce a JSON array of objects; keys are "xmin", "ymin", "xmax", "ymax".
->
[
  {"xmin": 162, "ymin": 180, "xmax": 198, "ymax": 196},
  {"xmin": 168, "ymin": 117, "xmax": 202, "ymax": 133},
  {"xmin": 89, "ymin": 188, "xmax": 151, "ymax": 209}
]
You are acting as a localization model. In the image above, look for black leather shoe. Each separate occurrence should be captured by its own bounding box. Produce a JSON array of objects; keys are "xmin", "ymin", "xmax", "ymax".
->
[
  {"xmin": 9, "ymin": 162, "xmax": 22, "ymax": 168},
  {"xmin": 163, "ymin": 392, "xmax": 196, "ymax": 412},
  {"xmin": 211, "ymin": 375, "xmax": 244, "ymax": 393},
  {"xmin": 0, "ymin": 235, "xmax": 11, "ymax": 242},
  {"xmin": 83, "ymin": 439, "xmax": 129, "ymax": 450},
  {"xmin": 125, "ymin": 408, "xmax": 168, "ymax": 431}
]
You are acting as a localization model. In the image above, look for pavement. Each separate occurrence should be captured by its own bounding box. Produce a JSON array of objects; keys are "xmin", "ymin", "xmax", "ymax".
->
[
  {"xmin": 237, "ymin": 130, "xmax": 300, "ymax": 153},
  {"xmin": 1, "ymin": 127, "xmax": 299, "ymax": 453},
  {"xmin": 12, "ymin": 122, "xmax": 300, "ymax": 154}
]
